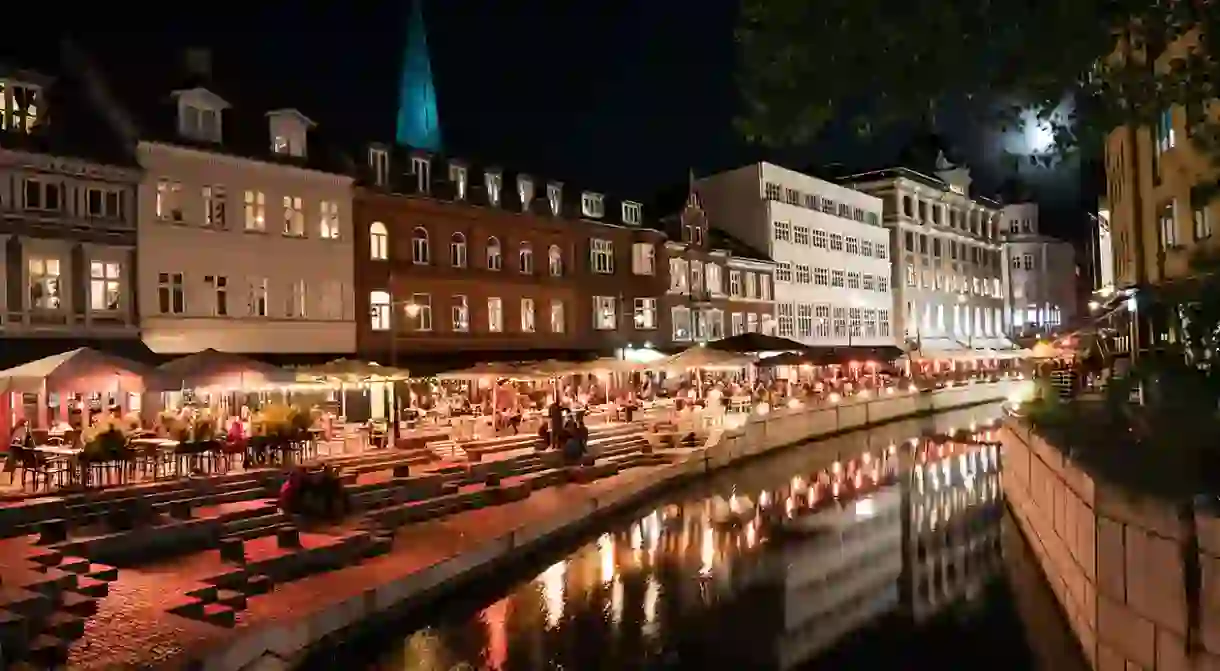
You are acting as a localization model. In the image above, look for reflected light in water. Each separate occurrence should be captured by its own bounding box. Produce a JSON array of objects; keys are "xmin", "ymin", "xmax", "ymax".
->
[
  {"xmin": 538, "ymin": 560, "xmax": 566, "ymax": 630},
  {"xmin": 643, "ymin": 575, "xmax": 659, "ymax": 634},
  {"xmin": 611, "ymin": 577, "xmax": 624, "ymax": 625},
  {"xmin": 631, "ymin": 523, "xmax": 643, "ymax": 552},
  {"xmin": 599, "ymin": 534, "xmax": 616, "ymax": 584},
  {"xmin": 699, "ymin": 525, "xmax": 714, "ymax": 577},
  {"xmin": 482, "ymin": 598, "xmax": 508, "ymax": 670}
]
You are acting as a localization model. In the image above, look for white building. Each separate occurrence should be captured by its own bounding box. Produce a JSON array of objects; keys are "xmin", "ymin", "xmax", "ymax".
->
[
  {"xmin": 842, "ymin": 160, "xmax": 1011, "ymax": 356},
  {"xmin": 998, "ymin": 202, "xmax": 1078, "ymax": 338},
  {"xmin": 96, "ymin": 49, "xmax": 356, "ymax": 355},
  {"xmin": 698, "ymin": 163, "xmax": 894, "ymax": 347},
  {"xmin": 1093, "ymin": 198, "xmax": 1116, "ymax": 293}
]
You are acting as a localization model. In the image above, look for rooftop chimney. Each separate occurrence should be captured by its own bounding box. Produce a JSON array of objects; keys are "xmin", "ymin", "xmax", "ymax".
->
[{"xmin": 183, "ymin": 48, "xmax": 212, "ymax": 79}]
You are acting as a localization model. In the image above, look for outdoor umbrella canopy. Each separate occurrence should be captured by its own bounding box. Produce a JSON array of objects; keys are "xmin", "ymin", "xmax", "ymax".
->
[
  {"xmin": 0, "ymin": 347, "xmax": 161, "ymax": 394},
  {"xmin": 293, "ymin": 358, "xmax": 409, "ymax": 383},
  {"xmin": 706, "ymin": 333, "xmax": 809, "ymax": 354},
  {"xmin": 436, "ymin": 362, "xmax": 552, "ymax": 381},
  {"xmin": 153, "ymin": 349, "xmax": 297, "ymax": 391},
  {"xmin": 654, "ymin": 346, "xmax": 755, "ymax": 372}
]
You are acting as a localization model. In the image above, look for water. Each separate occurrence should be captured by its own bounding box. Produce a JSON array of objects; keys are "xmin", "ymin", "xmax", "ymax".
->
[{"xmin": 305, "ymin": 405, "xmax": 1086, "ymax": 671}]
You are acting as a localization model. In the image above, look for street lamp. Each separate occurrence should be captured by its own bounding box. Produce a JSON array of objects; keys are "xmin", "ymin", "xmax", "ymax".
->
[{"xmin": 370, "ymin": 297, "xmax": 419, "ymax": 447}]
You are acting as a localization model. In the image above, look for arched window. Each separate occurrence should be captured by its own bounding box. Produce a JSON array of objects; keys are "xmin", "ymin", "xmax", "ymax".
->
[
  {"xmin": 548, "ymin": 245, "xmax": 563, "ymax": 277},
  {"xmin": 412, "ymin": 227, "xmax": 430, "ymax": 265},
  {"xmin": 369, "ymin": 222, "xmax": 388, "ymax": 260},
  {"xmin": 486, "ymin": 236, "xmax": 502, "ymax": 271},
  {"xmin": 519, "ymin": 242, "xmax": 534, "ymax": 274},
  {"xmin": 369, "ymin": 290, "xmax": 391, "ymax": 330},
  {"xmin": 450, "ymin": 232, "xmax": 467, "ymax": 268}
]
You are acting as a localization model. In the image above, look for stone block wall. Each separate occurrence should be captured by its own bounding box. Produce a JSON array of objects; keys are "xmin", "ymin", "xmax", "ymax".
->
[{"xmin": 1001, "ymin": 421, "xmax": 1220, "ymax": 671}]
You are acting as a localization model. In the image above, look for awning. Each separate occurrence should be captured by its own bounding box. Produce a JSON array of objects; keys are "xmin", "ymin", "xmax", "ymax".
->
[
  {"xmin": 0, "ymin": 348, "xmax": 163, "ymax": 394},
  {"xmin": 653, "ymin": 346, "xmax": 755, "ymax": 372},
  {"xmin": 706, "ymin": 333, "xmax": 808, "ymax": 354},
  {"xmin": 153, "ymin": 349, "xmax": 297, "ymax": 391}
]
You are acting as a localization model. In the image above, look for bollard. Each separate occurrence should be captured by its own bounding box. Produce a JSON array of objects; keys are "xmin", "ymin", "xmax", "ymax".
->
[
  {"xmin": 276, "ymin": 526, "xmax": 301, "ymax": 549},
  {"xmin": 218, "ymin": 538, "xmax": 245, "ymax": 564}
]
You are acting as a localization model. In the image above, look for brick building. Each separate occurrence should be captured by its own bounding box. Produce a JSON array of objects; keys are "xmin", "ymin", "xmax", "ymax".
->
[{"xmin": 352, "ymin": 144, "xmax": 666, "ymax": 367}]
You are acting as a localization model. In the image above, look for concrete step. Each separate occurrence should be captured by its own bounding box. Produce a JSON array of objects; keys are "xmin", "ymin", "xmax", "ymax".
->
[{"xmin": 221, "ymin": 512, "xmax": 288, "ymax": 537}]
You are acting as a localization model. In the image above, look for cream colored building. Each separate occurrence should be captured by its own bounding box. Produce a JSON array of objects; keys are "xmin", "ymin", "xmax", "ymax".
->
[{"xmin": 100, "ymin": 49, "xmax": 357, "ymax": 356}]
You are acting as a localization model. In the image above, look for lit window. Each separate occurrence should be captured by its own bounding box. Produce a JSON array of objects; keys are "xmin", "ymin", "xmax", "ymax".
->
[
  {"xmin": 369, "ymin": 148, "xmax": 390, "ymax": 186},
  {"xmin": 622, "ymin": 201, "xmax": 642, "ymax": 225},
  {"xmin": 546, "ymin": 183, "xmax": 562, "ymax": 215},
  {"xmin": 203, "ymin": 185, "xmax": 226, "ymax": 228},
  {"xmin": 452, "ymin": 295, "xmax": 469, "ymax": 332},
  {"xmin": 282, "ymin": 196, "xmax": 304, "ymax": 236},
  {"xmin": 28, "ymin": 257, "xmax": 62, "ymax": 310},
  {"xmin": 488, "ymin": 297, "xmax": 503, "ymax": 332},
  {"xmin": 550, "ymin": 300, "xmax": 565, "ymax": 333},
  {"xmin": 370, "ymin": 290, "xmax": 391, "ymax": 330},
  {"xmin": 89, "ymin": 261, "xmax": 121, "ymax": 311},
  {"xmin": 590, "ymin": 239, "xmax": 614, "ymax": 274},
  {"xmin": 449, "ymin": 163, "xmax": 467, "ymax": 200},
  {"xmin": 632, "ymin": 243, "xmax": 655, "ymax": 275},
  {"xmin": 487, "ymin": 237, "xmax": 502, "ymax": 270},
  {"xmin": 519, "ymin": 243, "xmax": 534, "ymax": 274},
  {"xmin": 517, "ymin": 176, "xmax": 535, "ymax": 212},
  {"xmin": 412, "ymin": 227, "xmax": 430, "ymax": 264},
  {"xmin": 593, "ymin": 296, "xmax": 617, "ymax": 330},
  {"xmin": 248, "ymin": 277, "xmax": 268, "ymax": 317},
  {"xmin": 548, "ymin": 245, "xmax": 563, "ymax": 276},
  {"xmin": 451, "ymin": 233, "xmax": 467, "ymax": 268},
  {"xmin": 319, "ymin": 201, "xmax": 341, "ymax": 239},
  {"xmin": 410, "ymin": 293, "xmax": 432, "ymax": 331},
  {"xmin": 634, "ymin": 298, "xmax": 657, "ymax": 330},
  {"xmin": 581, "ymin": 192, "xmax": 605, "ymax": 218},
  {"xmin": 521, "ymin": 298, "xmax": 536, "ymax": 332},
  {"xmin": 0, "ymin": 81, "xmax": 41, "ymax": 133},
  {"xmin": 243, "ymin": 190, "xmax": 265, "ymax": 231},
  {"xmin": 369, "ymin": 222, "xmax": 389, "ymax": 260}
]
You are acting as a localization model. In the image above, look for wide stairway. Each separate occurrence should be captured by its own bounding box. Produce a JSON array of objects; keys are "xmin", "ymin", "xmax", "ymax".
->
[{"xmin": 0, "ymin": 421, "xmax": 669, "ymax": 666}]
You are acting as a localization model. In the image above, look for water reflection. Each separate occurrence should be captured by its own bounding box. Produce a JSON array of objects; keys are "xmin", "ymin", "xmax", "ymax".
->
[{"xmin": 331, "ymin": 413, "xmax": 1035, "ymax": 671}]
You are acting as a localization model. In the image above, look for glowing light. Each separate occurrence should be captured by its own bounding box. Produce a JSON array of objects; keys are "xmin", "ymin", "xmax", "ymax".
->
[
  {"xmin": 699, "ymin": 526, "xmax": 714, "ymax": 577},
  {"xmin": 787, "ymin": 398, "xmax": 803, "ymax": 409},
  {"xmin": 610, "ymin": 577, "xmax": 624, "ymax": 625},
  {"xmin": 886, "ymin": 386, "xmax": 895, "ymax": 395},
  {"xmin": 643, "ymin": 576, "xmax": 659, "ymax": 632},
  {"xmin": 538, "ymin": 560, "xmax": 567, "ymax": 629},
  {"xmin": 855, "ymin": 497, "xmax": 877, "ymax": 518},
  {"xmin": 598, "ymin": 534, "xmax": 615, "ymax": 584},
  {"xmin": 630, "ymin": 523, "xmax": 643, "ymax": 552},
  {"xmin": 828, "ymin": 393, "xmax": 841, "ymax": 404}
]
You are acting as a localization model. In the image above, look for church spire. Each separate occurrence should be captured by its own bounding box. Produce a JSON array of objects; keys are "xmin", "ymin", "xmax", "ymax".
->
[{"xmin": 395, "ymin": 0, "xmax": 442, "ymax": 151}]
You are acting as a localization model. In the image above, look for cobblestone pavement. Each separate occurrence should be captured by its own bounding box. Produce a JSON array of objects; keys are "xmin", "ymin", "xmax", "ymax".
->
[{"xmin": 43, "ymin": 462, "xmax": 673, "ymax": 670}]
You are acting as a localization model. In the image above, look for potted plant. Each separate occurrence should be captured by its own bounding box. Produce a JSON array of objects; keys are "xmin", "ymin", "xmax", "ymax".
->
[{"xmin": 81, "ymin": 416, "xmax": 130, "ymax": 463}]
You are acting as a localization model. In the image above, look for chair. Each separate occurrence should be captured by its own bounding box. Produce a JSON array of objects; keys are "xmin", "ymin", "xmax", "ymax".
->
[{"xmin": 15, "ymin": 446, "xmax": 71, "ymax": 491}]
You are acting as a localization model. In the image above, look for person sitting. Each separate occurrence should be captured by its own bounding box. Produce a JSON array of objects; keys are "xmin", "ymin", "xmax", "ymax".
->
[{"xmin": 537, "ymin": 421, "xmax": 551, "ymax": 451}]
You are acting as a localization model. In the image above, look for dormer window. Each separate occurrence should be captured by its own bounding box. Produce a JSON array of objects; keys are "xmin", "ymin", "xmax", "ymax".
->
[
  {"xmin": 484, "ymin": 170, "xmax": 502, "ymax": 207},
  {"xmin": 547, "ymin": 182, "xmax": 562, "ymax": 215},
  {"xmin": 411, "ymin": 156, "xmax": 431, "ymax": 194},
  {"xmin": 517, "ymin": 176, "xmax": 535, "ymax": 213},
  {"xmin": 267, "ymin": 109, "xmax": 312, "ymax": 158},
  {"xmin": 174, "ymin": 88, "xmax": 229, "ymax": 143},
  {"xmin": 581, "ymin": 192, "xmax": 605, "ymax": 219},
  {"xmin": 369, "ymin": 147, "xmax": 389, "ymax": 187},
  {"xmin": 621, "ymin": 201, "xmax": 642, "ymax": 226},
  {"xmin": 448, "ymin": 163, "xmax": 468, "ymax": 200},
  {"xmin": 0, "ymin": 80, "xmax": 41, "ymax": 134}
]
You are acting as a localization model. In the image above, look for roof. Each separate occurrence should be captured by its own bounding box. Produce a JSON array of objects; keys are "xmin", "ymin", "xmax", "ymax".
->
[
  {"xmin": 353, "ymin": 141, "xmax": 657, "ymax": 230},
  {"xmin": 836, "ymin": 166, "xmax": 1003, "ymax": 207},
  {"xmin": 69, "ymin": 44, "xmax": 349, "ymax": 176},
  {"xmin": 0, "ymin": 41, "xmax": 137, "ymax": 167},
  {"xmin": 709, "ymin": 228, "xmax": 771, "ymax": 263}
]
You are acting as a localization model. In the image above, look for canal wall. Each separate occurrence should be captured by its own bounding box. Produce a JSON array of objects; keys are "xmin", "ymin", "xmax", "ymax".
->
[
  {"xmin": 1001, "ymin": 419, "xmax": 1220, "ymax": 671},
  {"xmin": 208, "ymin": 381, "xmax": 1019, "ymax": 671}
]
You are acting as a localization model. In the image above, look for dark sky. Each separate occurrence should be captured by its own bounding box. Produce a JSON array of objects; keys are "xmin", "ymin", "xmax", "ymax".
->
[{"xmin": 35, "ymin": 1, "xmax": 1092, "ymax": 239}]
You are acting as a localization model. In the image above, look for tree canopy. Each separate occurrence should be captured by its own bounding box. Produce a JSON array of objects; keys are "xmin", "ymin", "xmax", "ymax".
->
[{"xmin": 735, "ymin": 0, "xmax": 1220, "ymax": 165}]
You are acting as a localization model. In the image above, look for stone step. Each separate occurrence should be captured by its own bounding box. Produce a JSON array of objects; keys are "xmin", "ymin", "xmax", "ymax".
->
[
  {"xmin": 221, "ymin": 512, "xmax": 288, "ymax": 536},
  {"xmin": 58, "ymin": 591, "xmax": 98, "ymax": 617},
  {"xmin": 26, "ymin": 633, "xmax": 68, "ymax": 667},
  {"xmin": 70, "ymin": 576, "xmax": 108, "ymax": 598},
  {"xmin": 41, "ymin": 611, "xmax": 84, "ymax": 640},
  {"xmin": 200, "ymin": 602, "xmax": 237, "ymax": 627}
]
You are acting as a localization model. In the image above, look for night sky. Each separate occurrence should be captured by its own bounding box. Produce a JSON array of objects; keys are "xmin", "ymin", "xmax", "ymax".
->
[{"xmin": 28, "ymin": 1, "xmax": 1092, "ymax": 239}]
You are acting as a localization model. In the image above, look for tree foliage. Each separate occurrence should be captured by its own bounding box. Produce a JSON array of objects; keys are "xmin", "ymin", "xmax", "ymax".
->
[{"xmin": 736, "ymin": 0, "xmax": 1220, "ymax": 165}]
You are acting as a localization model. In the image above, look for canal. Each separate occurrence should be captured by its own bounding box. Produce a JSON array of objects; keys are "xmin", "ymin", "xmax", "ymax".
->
[{"xmin": 303, "ymin": 403, "xmax": 1087, "ymax": 671}]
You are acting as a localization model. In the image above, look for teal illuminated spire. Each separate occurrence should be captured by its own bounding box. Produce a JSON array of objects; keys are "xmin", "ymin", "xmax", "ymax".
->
[{"xmin": 395, "ymin": 0, "xmax": 442, "ymax": 151}]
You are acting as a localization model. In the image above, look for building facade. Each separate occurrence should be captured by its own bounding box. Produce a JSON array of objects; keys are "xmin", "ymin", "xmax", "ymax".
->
[
  {"xmin": 1093, "ymin": 198, "xmax": 1116, "ymax": 294},
  {"xmin": 657, "ymin": 185, "xmax": 775, "ymax": 348},
  {"xmin": 842, "ymin": 162, "xmax": 1009, "ymax": 356},
  {"xmin": 352, "ymin": 144, "xmax": 666, "ymax": 364},
  {"xmin": 0, "ymin": 55, "xmax": 141, "ymax": 360},
  {"xmin": 91, "ymin": 49, "xmax": 356, "ymax": 356},
  {"xmin": 698, "ymin": 163, "xmax": 892, "ymax": 348},
  {"xmin": 998, "ymin": 202, "xmax": 1078, "ymax": 338}
]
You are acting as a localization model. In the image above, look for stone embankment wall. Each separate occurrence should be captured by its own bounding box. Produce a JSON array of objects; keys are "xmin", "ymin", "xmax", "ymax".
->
[{"xmin": 1002, "ymin": 420, "xmax": 1220, "ymax": 671}]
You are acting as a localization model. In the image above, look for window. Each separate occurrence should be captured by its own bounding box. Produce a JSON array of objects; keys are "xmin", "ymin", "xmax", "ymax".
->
[
  {"xmin": 487, "ymin": 237, "xmax": 502, "ymax": 270},
  {"xmin": 812, "ymin": 229, "xmax": 828, "ymax": 248},
  {"xmin": 369, "ymin": 148, "xmax": 389, "ymax": 187},
  {"xmin": 797, "ymin": 304, "xmax": 813, "ymax": 338},
  {"xmin": 1011, "ymin": 255, "xmax": 1022, "ymax": 269},
  {"xmin": 861, "ymin": 240, "xmax": 873, "ymax": 257},
  {"xmin": 449, "ymin": 163, "xmax": 468, "ymax": 200},
  {"xmin": 590, "ymin": 239, "xmax": 614, "ymax": 274},
  {"xmin": 202, "ymin": 186, "xmax": 226, "ymax": 228},
  {"xmin": 1157, "ymin": 108, "xmax": 1176, "ymax": 154},
  {"xmin": 411, "ymin": 293, "xmax": 433, "ymax": 331},
  {"xmin": 832, "ymin": 307, "xmax": 847, "ymax": 338},
  {"xmin": 243, "ymin": 190, "xmax": 265, "ymax": 231},
  {"xmin": 864, "ymin": 309, "xmax": 878, "ymax": 337},
  {"xmin": 286, "ymin": 280, "xmax": 307, "ymax": 318},
  {"xmin": 784, "ymin": 188, "xmax": 800, "ymax": 205},
  {"xmin": 672, "ymin": 306, "xmax": 692, "ymax": 341},
  {"xmin": 582, "ymin": 192, "xmax": 605, "ymax": 218},
  {"xmin": 795, "ymin": 264, "xmax": 811, "ymax": 284},
  {"xmin": 282, "ymin": 196, "xmax": 304, "ymax": 236},
  {"xmin": 764, "ymin": 182, "xmax": 781, "ymax": 200},
  {"xmin": 829, "ymin": 233, "xmax": 843, "ymax": 251},
  {"xmin": 880, "ymin": 309, "xmax": 891, "ymax": 337},
  {"xmin": 546, "ymin": 183, "xmax": 562, "ymax": 215},
  {"xmin": 670, "ymin": 257, "xmax": 689, "ymax": 291},
  {"xmin": 705, "ymin": 264, "xmax": 722, "ymax": 294},
  {"xmin": 370, "ymin": 291, "xmax": 391, "ymax": 330},
  {"xmin": 205, "ymin": 275, "xmax": 228, "ymax": 316},
  {"xmin": 451, "ymin": 295, "xmax": 469, "ymax": 332},
  {"xmin": 248, "ymin": 277, "xmax": 268, "ymax": 317},
  {"xmin": 86, "ymin": 188, "xmax": 123, "ymax": 219},
  {"xmin": 550, "ymin": 300, "xmax": 565, "ymax": 333},
  {"xmin": 746, "ymin": 272, "xmax": 758, "ymax": 298},
  {"xmin": 1159, "ymin": 202, "xmax": 1178, "ymax": 249},
  {"xmin": 28, "ymin": 257, "xmax": 62, "ymax": 310},
  {"xmin": 632, "ymin": 243, "xmax": 655, "ymax": 275},
  {"xmin": 153, "ymin": 180, "xmax": 180, "ymax": 221},
  {"xmin": 412, "ymin": 227, "xmax": 430, "ymax": 264},
  {"xmin": 690, "ymin": 260, "xmax": 703, "ymax": 293},
  {"xmin": 731, "ymin": 313, "xmax": 744, "ymax": 335},
  {"xmin": 593, "ymin": 296, "xmax": 617, "ymax": 330},
  {"xmin": 747, "ymin": 313, "xmax": 759, "ymax": 333},
  {"xmin": 548, "ymin": 245, "xmax": 563, "ymax": 276},
  {"xmin": 1194, "ymin": 202, "xmax": 1213, "ymax": 240},
  {"xmin": 847, "ymin": 272, "xmax": 860, "ymax": 289},
  {"xmin": 519, "ymin": 242, "xmax": 534, "ymax": 274},
  {"xmin": 180, "ymin": 103, "xmax": 220, "ymax": 142},
  {"xmin": 156, "ymin": 272, "xmax": 184, "ymax": 315},
  {"xmin": 815, "ymin": 305, "xmax": 831, "ymax": 338},
  {"xmin": 488, "ymin": 297, "xmax": 503, "ymax": 332},
  {"xmin": 319, "ymin": 201, "xmax": 340, "ymax": 239},
  {"xmin": 369, "ymin": 222, "xmax": 389, "ymax": 260},
  {"xmin": 863, "ymin": 274, "xmax": 875, "ymax": 291},
  {"xmin": 320, "ymin": 281, "xmax": 343, "ymax": 320},
  {"xmin": 89, "ymin": 261, "xmax": 121, "ymax": 311},
  {"xmin": 634, "ymin": 298, "xmax": 657, "ymax": 330},
  {"xmin": 793, "ymin": 226, "xmax": 810, "ymax": 245},
  {"xmin": 775, "ymin": 262, "xmax": 793, "ymax": 283},
  {"xmin": 411, "ymin": 157, "xmax": 431, "ymax": 194},
  {"xmin": 483, "ymin": 171, "xmax": 504, "ymax": 207},
  {"xmin": 831, "ymin": 270, "xmax": 845, "ymax": 287},
  {"xmin": 773, "ymin": 221, "xmax": 791, "ymax": 242},
  {"xmin": 777, "ymin": 303, "xmax": 794, "ymax": 337},
  {"xmin": 906, "ymin": 264, "xmax": 916, "ymax": 286},
  {"xmin": 729, "ymin": 270, "xmax": 742, "ymax": 297},
  {"xmin": 450, "ymin": 233, "xmax": 467, "ymax": 268},
  {"xmin": 517, "ymin": 176, "xmax": 535, "ymax": 212},
  {"xmin": 845, "ymin": 237, "xmax": 859, "ymax": 254},
  {"xmin": 622, "ymin": 201, "xmax": 642, "ymax": 225},
  {"xmin": 0, "ymin": 82, "xmax": 40, "ymax": 133},
  {"xmin": 1023, "ymin": 254, "xmax": 1034, "ymax": 270}
]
